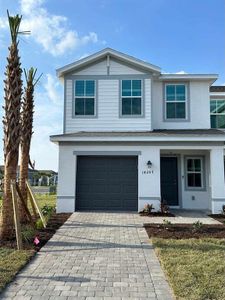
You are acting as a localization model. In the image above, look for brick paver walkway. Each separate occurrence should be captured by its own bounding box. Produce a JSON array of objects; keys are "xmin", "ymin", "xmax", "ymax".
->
[{"xmin": 1, "ymin": 212, "xmax": 174, "ymax": 300}]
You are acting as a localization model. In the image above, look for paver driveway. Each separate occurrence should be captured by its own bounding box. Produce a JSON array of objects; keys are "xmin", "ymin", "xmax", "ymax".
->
[{"xmin": 1, "ymin": 212, "xmax": 174, "ymax": 300}]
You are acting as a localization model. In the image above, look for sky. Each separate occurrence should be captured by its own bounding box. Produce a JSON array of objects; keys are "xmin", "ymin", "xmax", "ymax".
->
[{"xmin": 0, "ymin": 0, "xmax": 224, "ymax": 171}]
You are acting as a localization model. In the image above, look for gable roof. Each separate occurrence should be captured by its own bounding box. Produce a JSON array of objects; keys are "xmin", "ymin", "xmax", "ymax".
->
[{"xmin": 56, "ymin": 48, "xmax": 161, "ymax": 77}]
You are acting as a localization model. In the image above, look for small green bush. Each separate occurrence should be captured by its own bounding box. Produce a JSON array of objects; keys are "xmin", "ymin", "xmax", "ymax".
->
[
  {"xmin": 162, "ymin": 219, "xmax": 172, "ymax": 229},
  {"xmin": 192, "ymin": 220, "xmax": 203, "ymax": 231},
  {"xmin": 21, "ymin": 225, "xmax": 35, "ymax": 243},
  {"xmin": 41, "ymin": 204, "xmax": 55, "ymax": 216},
  {"xmin": 36, "ymin": 218, "xmax": 44, "ymax": 230}
]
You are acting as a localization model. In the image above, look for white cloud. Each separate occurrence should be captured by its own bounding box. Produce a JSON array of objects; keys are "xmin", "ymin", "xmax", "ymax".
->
[
  {"xmin": 175, "ymin": 70, "xmax": 188, "ymax": 74},
  {"xmin": 44, "ymin": 74, "xmax": 61, "ymax": 105},
  {"xmin": 4, "ymin": 0, "xmax": 99, "ymax": 56},
  {"xmin": 28, "ymin": 73, "xmax": 63, "ymax": 170}
]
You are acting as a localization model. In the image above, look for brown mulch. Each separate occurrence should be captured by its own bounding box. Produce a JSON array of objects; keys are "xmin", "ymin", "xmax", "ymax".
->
[
  {"xmin": 144, "ymin": 223, "xmax": 225, "ymax": 239},
  {"xmin": 0, "ymin": 213, "xmax": 72, "ymax": 250},
  {"xmin": 208, "ymin": 214, "xmax": 225, "ymax": 224},
  {"xmin": 139, "ymin": 211, "xmax": 175, "ymax": 217},
  {"xmin": 34, "ymin": 213, "xmax": 72, "ymax": 250}
]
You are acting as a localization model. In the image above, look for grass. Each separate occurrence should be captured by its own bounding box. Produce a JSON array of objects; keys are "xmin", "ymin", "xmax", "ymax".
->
[
  {"xmin": 0, "ymin": 193, "xmax": 56, "ymax": 292},
  {"xmin": 0, "ymin": 193, "xmax": 56, "ymax": 210},
  {"xmin": 0, "ymin": 248, "xmax": 34, "ymax": 291},
  {"xmin": 152, "ymin": 238, "xmax": 225, "ymax": 300}
]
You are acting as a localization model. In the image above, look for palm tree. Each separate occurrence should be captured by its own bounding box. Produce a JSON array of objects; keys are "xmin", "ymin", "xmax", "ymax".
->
[
  {"xmin": 0, "ymin": 12, "xmax": 24, "ymax": 239},
  {"xmin": 19, "ymin": 68, "xmax": 41, "ymax": 216}
]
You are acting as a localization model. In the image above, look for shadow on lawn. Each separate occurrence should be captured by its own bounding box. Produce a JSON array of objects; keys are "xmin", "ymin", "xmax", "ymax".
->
[{"xmin": 153, "ymin": 239, "xmax": 225, "ymax": 253}]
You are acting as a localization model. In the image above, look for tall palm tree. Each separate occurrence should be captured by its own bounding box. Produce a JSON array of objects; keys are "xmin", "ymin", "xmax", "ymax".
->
[
  {"xmin": 0, "ymin": 12, "xmax": 23, "ymax": 239},
  {"xmin": 19, "ymin": 68, "xmax": 41, "ymax": 216}
]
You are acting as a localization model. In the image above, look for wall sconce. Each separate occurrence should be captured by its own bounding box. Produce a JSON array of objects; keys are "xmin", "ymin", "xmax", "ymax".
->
[{"xmin": 147, "ymin": 160, "xmax": 152, "ymax": 168}]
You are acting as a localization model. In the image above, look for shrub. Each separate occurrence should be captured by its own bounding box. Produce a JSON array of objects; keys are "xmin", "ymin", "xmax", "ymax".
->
[
  {"xmin": 21, "ymin": 225, "xmax": 36, "ymax": 243},
  {"xmin": 222, "ymin": 205, "xmax": 225, "ymax": 214},
  {"xmin": 143, "ymin": 203, "xmax": 154, "ymax": 214},
  {"xmin": 192, "ymin": 220, "xmax": 203, "ymax": 231},
  {"xmin": 161, "ymin": 200, "xmax": 170, "ymax": 214},
  {"xmin": 162, "ymin": 219, "xmax": 172, "ymax": 229},
  {"xmin": 41, "ymin": 204, "xmax": 55, "ymax": 217},
  {"xmin": 36, "ymin": 218, "xmax": 44, "ymax": 230}
]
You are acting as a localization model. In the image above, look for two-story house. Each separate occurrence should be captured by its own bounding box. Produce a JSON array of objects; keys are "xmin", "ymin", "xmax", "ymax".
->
[{"xmin": 50, "ymin": 48, "xmax": 225, "ymax": 214}]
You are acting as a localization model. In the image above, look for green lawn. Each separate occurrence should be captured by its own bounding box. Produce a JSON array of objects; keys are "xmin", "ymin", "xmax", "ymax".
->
[
  {"xmin": 0, "ymin": 193, "xmax": 56, "ymax": 210},
  {"xmin": 0, "ymin": 193, "xmax": 56, "ymax": 292},
  {"xmin": 0, "ymin": 248, "xmax": 34, "ymax": 291},
  {"xmin": 152, "ymin": 238, "xmax": 225, "ymax": 300}
]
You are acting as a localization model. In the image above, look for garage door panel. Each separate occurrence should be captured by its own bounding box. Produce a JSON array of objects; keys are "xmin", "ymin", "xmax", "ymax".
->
[{"xmin": 76, "ymin": 156, "xmax": 138, "ymax": 211}]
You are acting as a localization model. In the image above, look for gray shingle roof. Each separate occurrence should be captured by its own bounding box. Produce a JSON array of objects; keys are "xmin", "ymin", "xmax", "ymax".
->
[
  {"xmin": 210, "ymin": 86, "xmax": 225, "ymax": 92},
  {"xmin": 51, "ymin": 129, "xmax": 225, "ymax": 139}
]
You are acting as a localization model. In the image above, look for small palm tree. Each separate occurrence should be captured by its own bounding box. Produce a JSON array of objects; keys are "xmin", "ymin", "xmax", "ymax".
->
[
  {"xmin": 0, "ymin": 12, "xmax": 23, "ymax": 239},
  {"xmin": 19, "ymin": 68, "xmax": 41, "ymax": 217}
]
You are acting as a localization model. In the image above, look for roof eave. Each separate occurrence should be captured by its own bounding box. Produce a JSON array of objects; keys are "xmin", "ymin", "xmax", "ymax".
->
[{"xmin": 56, "ymin": 48, "xmax": 161, "ymax": 78}]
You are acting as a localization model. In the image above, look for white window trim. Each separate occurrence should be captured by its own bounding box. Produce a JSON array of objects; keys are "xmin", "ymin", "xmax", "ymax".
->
[
  {"xmin": 185, "ymin": 156, "xmax": 205, "ymax": 191},
  {"xmin": 164, "ymin": 83, "xmax": 188, "ymax": 121},
  {"xmin": 73, "ymin": 80, "xmax": 97, "ymax": 118},
  {"xmin": 210, "ymin": 99, "xmax": 225, "ymax": 129},
  {"xmin": 120, "ymin": 79, "xmax": 144, "ymax": 117}
]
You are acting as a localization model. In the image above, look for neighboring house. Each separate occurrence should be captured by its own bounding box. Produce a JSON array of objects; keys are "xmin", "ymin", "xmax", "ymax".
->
[
  {"xmin": 0, "ymin": 166, "xmax": 58, "ymax": 187},
  {"xmin": 50, "ymin": 48, "xmax": 225, "ymax": 214}
]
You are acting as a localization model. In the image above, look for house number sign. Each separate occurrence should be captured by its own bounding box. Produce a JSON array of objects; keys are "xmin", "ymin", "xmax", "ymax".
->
[{"xmin": 142, "ymin": 170, "xmax": 154, "ymax": 174}]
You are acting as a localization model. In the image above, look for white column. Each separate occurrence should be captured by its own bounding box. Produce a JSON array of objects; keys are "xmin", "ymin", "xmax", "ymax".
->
[{"xmin": 210, "ymin": 148, "xmax": 225, "ymax": 213}]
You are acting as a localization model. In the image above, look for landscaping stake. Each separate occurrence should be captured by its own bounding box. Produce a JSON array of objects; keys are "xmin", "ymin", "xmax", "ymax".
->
[
  {"xmin": 11, "ymin": 181, "xmax": 23, "ymax": 250},
  {"xmin": 26, "ymin": 180, "xmax": 47, "ymax": 228}
]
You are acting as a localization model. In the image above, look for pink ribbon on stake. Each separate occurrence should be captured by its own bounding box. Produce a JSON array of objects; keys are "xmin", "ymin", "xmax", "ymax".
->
[{"xmin": 34, "ymin": 236, "xmax": 40, "ymax": 245}]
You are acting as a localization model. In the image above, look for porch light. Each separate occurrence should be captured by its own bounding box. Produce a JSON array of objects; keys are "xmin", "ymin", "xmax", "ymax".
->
[{"xmin": 147, "ymin": 160, "xmax": 152, "ymax": 168}]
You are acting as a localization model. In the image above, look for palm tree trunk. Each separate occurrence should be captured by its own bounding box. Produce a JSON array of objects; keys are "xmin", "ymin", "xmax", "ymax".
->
[
  {"xmin": 0, "ymin": 13, "xmax": 23, "ymax": 240},
  {"xmin": 19, "ymin": 144, "xmax": 30, "ymax": 217}
]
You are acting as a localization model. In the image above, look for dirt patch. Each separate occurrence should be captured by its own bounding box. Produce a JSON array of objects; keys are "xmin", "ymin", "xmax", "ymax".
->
[
  {"xmin": 139, "ymin": 212, "xmax": 175, "ymax": 217},
  {"xmin": 0, "ymin": 213, "xmax": 72, "ymax": 250},
  {"xmin": 145, "ymin": 223, "xmax": 225, "ymax": 239},
  {"xmin": 208, "ymin": 214, "xmax": 225, "ymax": 224}
]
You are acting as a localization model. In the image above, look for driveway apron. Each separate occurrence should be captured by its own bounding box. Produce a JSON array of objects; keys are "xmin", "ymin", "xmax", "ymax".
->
[{"xmin": 1, "ymin": 212, "xmax": 174, "ymax": 300}]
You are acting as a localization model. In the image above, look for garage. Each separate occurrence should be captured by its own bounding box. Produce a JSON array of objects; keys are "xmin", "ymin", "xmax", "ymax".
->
[{"xmin": 76, "ymin": 156, "xmax": 138, "ymax": 211}]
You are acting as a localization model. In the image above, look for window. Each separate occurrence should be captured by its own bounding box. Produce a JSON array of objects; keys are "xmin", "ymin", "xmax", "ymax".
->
[
  {"xmin": 186, "ymin": 157, "xmax": 204, "ymax": 189},
  {"xmin": 121, "ymin": 80, "xmax": 142, "ymax": 116},
  {"xmin": 74, "ymin": 80, "xmax": 95, "ymax": 116},
  {"xmin": 210, "ymin": 99, "xmax": 225, "ymax": 128},
  {"xmin": 165, "ymin": 84, "xmax": 187, "ymax": 119}
]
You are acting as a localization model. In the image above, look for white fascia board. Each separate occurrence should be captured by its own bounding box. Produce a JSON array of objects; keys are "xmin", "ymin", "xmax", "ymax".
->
[
  {"xmin": 210, "ymin": 92, "xmax": 225, "ymax": 97},
  {"xmin": 56, "ymin": 48, "xmax": 161, "ymax": 77},
  {"xmin": 160, "ymin": 74, "xmax": 218, "ymax": 83},
  {"xmin": 50, "ymin": 135, "xmax": 225, "ymax": 143}
]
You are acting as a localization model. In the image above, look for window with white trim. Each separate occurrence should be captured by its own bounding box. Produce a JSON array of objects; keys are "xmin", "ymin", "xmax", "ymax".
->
[
  {"xmin": 121, "ymin": 80, "xmax": 142, "ymax": 116},
  {"xmin": 74, "ymin": 80, "xmax": 95, "ymax": 116},
  {"xmin": 210, "ymin": 99, "xmax": 225, "ymax": 128},
  {"xmin": 165, "ymin": 84, "xmax": 187, "ymax": 119},
  {"xmin": 186, "ymin": 157, "xmax": 203, "ymax": 189}
]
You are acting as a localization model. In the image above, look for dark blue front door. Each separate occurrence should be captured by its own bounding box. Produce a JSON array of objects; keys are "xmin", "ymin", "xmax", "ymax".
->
[{"xmin": 160, "ymin": 157, "xmax": 179, "ymax": 206}]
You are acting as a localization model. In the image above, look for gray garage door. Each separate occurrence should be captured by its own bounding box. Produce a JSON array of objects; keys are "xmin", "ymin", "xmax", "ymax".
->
[{"xmin": 76, "ymin": 156, "xmax": 138, "ymax": 211}]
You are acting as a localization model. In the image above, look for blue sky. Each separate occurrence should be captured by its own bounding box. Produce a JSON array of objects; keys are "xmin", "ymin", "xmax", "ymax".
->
[{"xmin": 0, "ymin": 0, "xmax": 224, "ymax": 170}]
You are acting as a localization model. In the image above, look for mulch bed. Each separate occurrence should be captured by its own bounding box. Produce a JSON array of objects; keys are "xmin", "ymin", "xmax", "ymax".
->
[
  {"xmin": 0, "ymin": 213, "xmax": 72, "ymax": 250},
  {"xmin": 35, "ymin": 213, "xmax": 72, "ymax": 250},
  {"xmin": 145, "ymin": 223, "xmax": 225, "ymax": 239},
  {"xmin": 139, "ymin": 212, "xmax": 175, "ymax": 217},
  {"xmin": 208, "ymin": 214, "xmax": 225, "ymax": 224}
]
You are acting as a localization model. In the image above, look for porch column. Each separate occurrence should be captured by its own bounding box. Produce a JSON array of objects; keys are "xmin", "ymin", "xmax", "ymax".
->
[{"xmin": 210, "ymin": 147, "xmax": 225, "ymax": 213}]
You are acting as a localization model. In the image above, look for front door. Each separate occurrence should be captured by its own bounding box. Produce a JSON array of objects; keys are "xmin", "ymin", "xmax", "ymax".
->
[{"xmin": 160, "ymin": 157, "xmax": 179, "ymax": 206}]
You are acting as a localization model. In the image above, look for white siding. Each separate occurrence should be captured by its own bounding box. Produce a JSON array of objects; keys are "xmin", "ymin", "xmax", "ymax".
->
[
  {"xmin": 152, "ymin": 80, "xmax": 211, "ymax": 129},
  {"xmin": 73, "ymin": 57, "xmax": 145, "ymax": 76},
  {"xmin": 65, "ymin": 78, "xmax": 152, "ymax": 133},
  {"xmin": 110, "ymin": 58, "xmax": 145, "ymax": 75},
  {"xmin": 73, "ymin": 59, "xmax": 107, "ymax": 75}
]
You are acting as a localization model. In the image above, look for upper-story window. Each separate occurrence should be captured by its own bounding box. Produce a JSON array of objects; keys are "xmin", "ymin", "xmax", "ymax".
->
[
  {"xmin": 121, "ymin": 80, "xmax": 142, "ymax": 116},
  {"xmin": 74, "ymin": 80, "xmax": 95, "ymax": 116},
  {"xmin": 165, "ymin": 84, "xmax": 187, "ymax": 120},
  {"xmin": 210, "ymin": 99, "xmax": 225, "ymax": 128}
]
